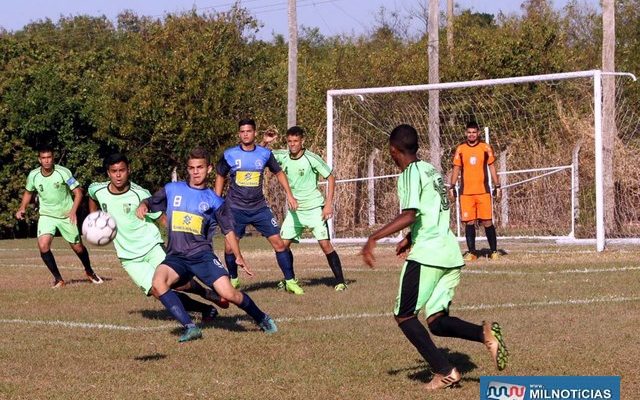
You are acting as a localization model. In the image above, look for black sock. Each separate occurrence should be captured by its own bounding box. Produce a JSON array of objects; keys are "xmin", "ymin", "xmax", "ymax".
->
[
  {"xmin": 287, "ymin": 249, "xmax": 294, "ymax": 266},
  {"xmin": 398, "ymin": 317, "xmax": 451, "ymax": 375},
  {"xmin": 158, "ymin": 291, "xmax": 195, "ymax": 328},
  {"xmin": 428, "ymin": 315, "xmax": 483, "ymax": 342},
  {"xmin": 325, "ymin": 251, "xmax": 345, "ymax": 284},
  {"xmin": 275, "ymin": 250, "xmax": 295, "ymax": 280},
  {"xmin": 465, "ymin": 224, "xmax": 476, "ymax": 253},
  {"xmin": 175, "ymin": 291, "xmax": 211, "ymax": 313},
  {"xmin": 183, "ymin": 279, "xmax": 207, "ymax": 298},
  {"xmin": 485, "ymin": 225, "xmax": 497, "ymax": 252},
  {"xmin": 238, "ymin": 292, "xmax": 266, "ymax": 323},
  {"xmin": 75, "ymin": 247, "xmax": 94, "ymax": 274},
  {"xmin": 225, "ymin": 253, "xmax": 238, "ymax": 279},
  {"xmin": 40, "ymin": 251, "xmax": 62, "ymax": 281}
]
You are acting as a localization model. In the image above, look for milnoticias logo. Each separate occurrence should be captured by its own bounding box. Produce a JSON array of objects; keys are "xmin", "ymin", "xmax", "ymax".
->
[
  {"xmin": 480, "ymin": 376, "xmax": 620, "ymax": 400},
  {"xmin": 486, "ymin": 381, "xmax": 526, "ymax": 400}
]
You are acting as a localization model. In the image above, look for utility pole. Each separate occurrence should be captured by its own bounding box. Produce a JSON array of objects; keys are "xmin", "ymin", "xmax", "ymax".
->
[
  {"xmin": 602, "ymin": 0, "xmax": 616, "ymax": 236},
  {"xmin": 287, "ymin": 0, "xmax": 298, "ymax": 128},
  {"xmin": 428, "ymin": 0, "xmax": 442, "ymax": 171},
  {"xmin": 446, "ymin": 0, "xmax": 454, "ymax": 62}
]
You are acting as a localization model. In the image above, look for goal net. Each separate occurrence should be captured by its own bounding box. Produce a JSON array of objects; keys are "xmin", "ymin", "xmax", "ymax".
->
[{"xmin": 324, "ymin": 70, "xmax": 640, "ymax": 249}]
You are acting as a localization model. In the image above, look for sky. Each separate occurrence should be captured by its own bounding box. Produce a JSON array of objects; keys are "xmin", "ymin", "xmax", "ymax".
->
[{"xmin": 0, "ymin": 0, "xmax": 601, "ymax": 40}]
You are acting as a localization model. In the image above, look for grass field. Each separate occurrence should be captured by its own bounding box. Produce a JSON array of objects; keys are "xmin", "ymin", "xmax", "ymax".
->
[{"xmin": 0, "ymin": 237, "xmax": 638, "ymax": 399}]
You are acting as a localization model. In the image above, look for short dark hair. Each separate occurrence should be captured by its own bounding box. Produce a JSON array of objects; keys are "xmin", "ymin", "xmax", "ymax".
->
[
  {"xmin": 103, "ymin": 153, "xmax": 129, "ymax": 169},
  {"xmin": 188, "ymin": 147, "xmax": 210, "ymax": 165},
  {"xmin": 238, "ymin": 118, "xmax": 256, "ymax": 129},
  {"xmin": 466, "ymin": 121, "xmax": 480, "ymax": 130},
  {"xmin": 389, "ymin": 124, "xmax": 419, "ymax": 155},
  {"xmin": 286, "ymin": 126, "xmax": 305, "ymax": 138},
  {"xmin": 36, "ymin": 144, "xmax": 54, "ymax": 155}
]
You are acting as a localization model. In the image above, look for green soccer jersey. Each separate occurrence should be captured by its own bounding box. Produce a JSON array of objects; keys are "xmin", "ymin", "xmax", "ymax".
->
[
  {"xmin": 273, "ymin": 149, "xmax": 332, "ymax": 211},
  {"xmin": 25, "ymin": 165, "xmax": 80, "ymax": 219},
  {"xmin": 88, "ymin": 181, "xmax": 163, "ymax": 260},
  {"xmin": 398, "ymin": 160, "xmax": 464, "ymax": 268}
]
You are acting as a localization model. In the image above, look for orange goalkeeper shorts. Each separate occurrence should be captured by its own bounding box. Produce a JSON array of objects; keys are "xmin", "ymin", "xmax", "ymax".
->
[{"xmin": 460, "ymin": 193, "xmax": 493, "ymax": 222}]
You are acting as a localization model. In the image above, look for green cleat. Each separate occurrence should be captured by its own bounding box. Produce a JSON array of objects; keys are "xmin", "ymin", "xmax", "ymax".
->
[
  {"xmin": 483, "ymin": 321, "xmax": 508, "ymax": 371},
  {"xmin": 230, "ymin": 277, "xmax": 240, "ymax": 289},
  {"xmin": 334, "ymin": 283, "xmax": 348, "ymax": 291},
  {"xmin": 258, "ymin": 314, "xmax": 278, "ymax": 334},
  {"xmin": 178, "ymin": 326, "xmax": 203, "ymax": 343},
  {"xmin": 285, "ymin": 279, "xmax": 304, "ymax": 295}
]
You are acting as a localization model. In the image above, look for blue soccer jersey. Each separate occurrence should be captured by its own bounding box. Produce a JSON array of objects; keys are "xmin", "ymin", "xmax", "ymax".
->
[
  {"xmin": 216, "ymin": 145, "xmax": 281, "ymax": 210},
  {"xmin": 147, "ymin": 181, "xmax": 234, "ymax": 257}
]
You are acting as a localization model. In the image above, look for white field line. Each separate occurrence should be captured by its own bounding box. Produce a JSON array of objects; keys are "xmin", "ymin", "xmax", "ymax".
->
[{"xmin": 1, "ymin": 295, "xmax": 638, "ymax": 331}]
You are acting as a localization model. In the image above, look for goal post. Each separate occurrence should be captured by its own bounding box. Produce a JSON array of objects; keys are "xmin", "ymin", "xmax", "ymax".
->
[{"xmin": 325, "ymin": 70, "xmax": 639, "ymax": 251}]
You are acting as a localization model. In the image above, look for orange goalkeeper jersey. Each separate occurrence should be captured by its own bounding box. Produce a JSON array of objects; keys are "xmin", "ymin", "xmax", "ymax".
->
[{"xmin": 452, "ymin": 141, "xmax": 496, "ymax": 195}]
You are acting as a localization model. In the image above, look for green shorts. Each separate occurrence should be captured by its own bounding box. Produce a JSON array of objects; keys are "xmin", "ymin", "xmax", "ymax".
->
[
  {"xmin": 37, "ymin": 215, "xmax": 80, "ymax": 243},
  {"xmin": 121, "ymin": 244, "xmax": 166, "ymax": 295},
  {"xmin": 394, "ymin": 260, "xmax": 461, "ymax": 318},
  {"xmin": 280, "ymin": 207, "xmax": 330, "ymax": 242}
]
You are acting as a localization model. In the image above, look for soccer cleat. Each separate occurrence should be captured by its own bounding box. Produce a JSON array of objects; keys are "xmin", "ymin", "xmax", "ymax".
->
[
  {"xmin": 489, "ymin": 251, "xmax": 501, "ymax": 260},
  {"xmin": 484, "ymin": 321, "xmax": 509, "ymax": 371},
  {"xmin": 86, "ymin": 272, "xmax": 104, "ymax": 284},
  {"xmin": 230, "ymin": 277, "xmax": 240, "ymax": 289},
  {"xmin": 334, "ymin": 283, "xmax": 348, "ymax": 291},
  {"xmin": 425, "ymin": 368, "xmax": 461, "ymax": 390},
  {"xmin": 201, "ymin": 307, "xmax": 218, "ymax": 324},
  {"xmin": 462, "ymin": 251, "xmax": 478, "ymax": 261},
  {"xmin": 52, "ymin": 279, "xmax": 65, "ymax": 289},
  {"xmin": 204, "ymin": 288, "xmax": 230, "ymax": 309},
  {"xmin": 258, "ymin": 314, "xmax": 278, "ymax": 334},
  {"xmin": 284, "ymin": 279, "xmax": 304, "ymax": 295},
  {"xmin": 178, "ymin": 326, "xmax": 203, "ymax": 343}
]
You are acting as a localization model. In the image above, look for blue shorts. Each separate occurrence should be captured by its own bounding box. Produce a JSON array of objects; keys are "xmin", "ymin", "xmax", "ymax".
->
[
  {"xmin": 162, "ymin": 251, "xmax": 228, "ymax": 287},
  {"xmin": 231, "ymin": 206, "xmax": 280, "ymax": 238}
]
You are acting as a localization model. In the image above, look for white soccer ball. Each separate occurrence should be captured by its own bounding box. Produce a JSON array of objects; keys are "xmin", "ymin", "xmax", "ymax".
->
[{"xmin": 82, "ymin": 211, "xmax": 117, "ymax": 246}]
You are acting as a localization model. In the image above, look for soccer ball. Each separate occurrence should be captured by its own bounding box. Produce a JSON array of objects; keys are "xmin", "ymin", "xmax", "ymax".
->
[{"xmin": 82, "ymin": 211, "xmax": 117, "ymax": 246}]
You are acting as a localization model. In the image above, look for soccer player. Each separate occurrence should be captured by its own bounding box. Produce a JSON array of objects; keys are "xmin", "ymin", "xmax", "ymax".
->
[
  {"xmin": 262, "ymin": 126, "xmax": 347, "ymax": 291},
  {"xmin": 215, "ymin": 118, "xmax": 303, "ymax": 295},
  {"xmin": 88, "ymin": 153, "xmax": 224, "ymax": 323},
  {"xmin": 137, "ymin": 147, "xmax": 277, "ymax": 342},
  {"xmin": 449, "ymin": 121, "xmax": 501, "ymax": 260},
  {"xmin": 15, "ymin": 145, "xmax": 102, "ymax": 288},
  {"xmin": 361, "ymin": 124, "xmax": 508, "ymax": 390}
]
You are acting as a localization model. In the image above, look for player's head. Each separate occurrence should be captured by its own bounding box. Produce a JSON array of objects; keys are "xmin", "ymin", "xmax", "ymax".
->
[
  {"xmin": 104, "ymin": 153, "xmax": 130, "ymax": 190},
  {"xmin": 389, "ymin": 124, "xmax": 419, "ymax": 167},
  {"xmin": 36, "ymin": 144, "xmax": 55, "ymax": 169},
  {"xmin": 186, "ymin": 147, "xmax": 212, "ymax": 187},
  {"xmin": 465, "ymin": 121, "xmax": 480, "ymax": 144},
  {"xmin": 238, "ymin": 118, "xmax": 257, "ymax": 146},
  {"xmin": 286, "ymin": 126, "xmax": 305, "ymax": 155}
]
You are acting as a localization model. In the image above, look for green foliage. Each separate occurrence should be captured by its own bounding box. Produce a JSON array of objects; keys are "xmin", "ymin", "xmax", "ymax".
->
[{"xmin": 0, "ymin": 3, "xmax": 637, "ymax": 236}]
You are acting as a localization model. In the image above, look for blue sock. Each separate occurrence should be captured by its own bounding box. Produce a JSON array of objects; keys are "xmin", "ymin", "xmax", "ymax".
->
[
  {"xmin": 159, "ymin": 291, "xmax": 195, "ymax": 328},
  {"xmin": 225, "ymin": 253, "xmax": 238, "ymax": 279},
  {"xmin": 276, "ymin": 250, "xmax": 295, "ymax": 280},
  {"xmin": 238, "ymin": 292, "xmax": 266, "ymax": 323}
]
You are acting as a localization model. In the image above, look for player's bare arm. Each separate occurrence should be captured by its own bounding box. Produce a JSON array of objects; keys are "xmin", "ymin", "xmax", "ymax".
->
[
  {"xmin": 88, "ymin": 197, "xmax": 99, "ymax": 213},
  {"xmin": 322, "ymin": 174, "xmax": 336, "ymax": 220},
  {"xmin": 361, "ymin": 209, "xmax": 416, "ymax": 268},
  {"xmin": 224, "ymin": 231, "xmax": 253, "ymax": 276},
  {"xmin": 15, "ymin": 191, "xmax": 33, "ymax": 220},
  {"xmin": 275, "ymin": 171, "xmax": 298, "ymax": 210},
  {"xmin": 67, "ymin": 187, "xmax": 84, "ymax": 225},
  {"xmin": 214, "ymin": 173, "xmax": 225, "ymax": 197},
  {"xmin": 135, "ymin": 199, "xmax": 149, "ymax": 219},
  {"xmin": 395, "ymin": 232, "xmax": 412, "ymax": 257}
]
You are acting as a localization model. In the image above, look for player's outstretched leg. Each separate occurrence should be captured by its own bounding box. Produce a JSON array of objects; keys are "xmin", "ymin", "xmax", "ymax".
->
[
  {"xmin": 71, "ymin": 243, "xmax": 103, "ymax": 284},
  {"xmin": 213, "ymin": 277, "xmax": 277, "ymax": 334},
  {"xmin": 483, "ymin": 321, "xmax": 508, "ymax": 371},
  {"xmin": 153, "ymin": 265, "xmax": 201, "ymax": 342},
  {"xmin": 396, "ymin": 315, "xmax": 460, "ymax": 390}
]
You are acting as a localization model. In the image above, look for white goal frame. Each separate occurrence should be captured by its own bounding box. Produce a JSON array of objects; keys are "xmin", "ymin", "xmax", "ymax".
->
[{"xmin": 325, "ymin": 70, "xmax": 637, "ymax": 252}]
